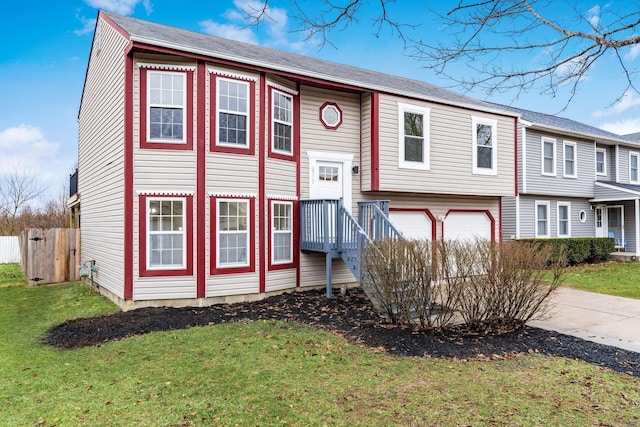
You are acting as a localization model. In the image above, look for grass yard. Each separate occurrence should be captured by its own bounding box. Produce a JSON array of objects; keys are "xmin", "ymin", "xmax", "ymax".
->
[
  {"xmin": 0, "ymin": 272, "xmax": 638, "ymax": 425},
  {"xmin": 561, "ymin": 261, "xmax": 640, "ymax": 299},
  {"xmin": 0, "ymin": 262, "xmax": 25, "ymax": 287}
]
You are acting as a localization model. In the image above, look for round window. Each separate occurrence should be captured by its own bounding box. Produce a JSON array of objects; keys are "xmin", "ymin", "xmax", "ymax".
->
[{"xmin": 579, "ymin": 210, "xmax": 587, "ymax": 223}]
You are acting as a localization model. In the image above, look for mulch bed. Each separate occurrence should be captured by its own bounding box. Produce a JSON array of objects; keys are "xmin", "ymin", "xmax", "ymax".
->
[{"xmin": 46, "ymin": 288, "xmax": 640, "ymax": 377}]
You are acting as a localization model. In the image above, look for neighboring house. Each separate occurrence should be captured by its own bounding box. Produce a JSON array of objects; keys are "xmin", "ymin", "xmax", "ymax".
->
[
  {"xmin": 500, "ymin": 106, "xmax": 640, "ymax": 254},
  {"xmin": 75, "ymin": 11, "xmax": 517, "ymax": 310}
]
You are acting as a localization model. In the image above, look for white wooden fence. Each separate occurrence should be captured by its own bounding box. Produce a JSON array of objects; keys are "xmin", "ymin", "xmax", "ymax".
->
[{"xmin": 0, "ymin": 236, "xmax": 20, "ymax": 263}]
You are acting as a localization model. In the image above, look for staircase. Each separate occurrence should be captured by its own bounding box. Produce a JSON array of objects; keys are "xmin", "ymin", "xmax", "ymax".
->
[{"xmin": 300, "ymin": 199, "xmax": 403, "ymax": 298}]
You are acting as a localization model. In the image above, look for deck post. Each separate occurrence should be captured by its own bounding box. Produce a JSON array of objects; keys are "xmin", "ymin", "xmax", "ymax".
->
[{"xmin": 326, "ymin": 252, "xmax": 333, "ymax": 298}]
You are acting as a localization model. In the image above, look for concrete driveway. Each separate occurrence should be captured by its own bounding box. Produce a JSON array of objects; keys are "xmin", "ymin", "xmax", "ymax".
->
[{"xmin": 529, "ymin": 287, "xmax": 640, "ymax": 353}]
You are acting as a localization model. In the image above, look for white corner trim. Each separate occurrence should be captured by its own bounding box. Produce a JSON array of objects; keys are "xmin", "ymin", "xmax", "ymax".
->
[
  {"xmin": 208, "ymin": 191, "xmax": 257, "ymax": 198},
  {"xmin": 137, "ymin": 62, "xmax": 196, "ymax": 71},
  {"xmin": 136, "ymin": 190, "xmax": 195, "ymax": 196},
  {"xmin": 209, "ymin": 68, "xmax": 258, "ymax": 82},
  {"xmin": 267, "ymin": 194, "xmax": 299, "ymax": 201},
  {"xmin": 267, "ymin": 81, "xmax": 299, "ymax": 96}
]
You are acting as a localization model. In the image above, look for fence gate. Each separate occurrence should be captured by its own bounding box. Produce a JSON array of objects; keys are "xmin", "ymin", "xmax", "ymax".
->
[{"xmin": 19, "ymin": 228, "xmax": 80, "ymax": 285}]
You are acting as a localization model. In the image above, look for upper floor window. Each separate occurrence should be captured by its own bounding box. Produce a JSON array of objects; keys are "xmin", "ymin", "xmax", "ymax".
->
[
  {"xmin": 535, "ymin": 201, "xmax": 550, "ymax": 238},
  {"xmin": 217, "ymin": 78, "xmax": 249, "ymax": 147},
  {"xmin": 140, "ymin": 67, "xmax": 193, "ymax": 150},
  {"xmin": 563, "ymin": 141, "xmax": 577, "ymax": 178},
  {"xmin": 630, "ymin": 152, "xmax": 640, "ymax": 184},
  {"xmin": 541, "ymin": 138, "xmax": 556, "ymax": 176},
  {"xmin": 596, "ymin": 148, "xmax": 607, "ymax": 176},
  {"xmin": 398, "ymin": 103, "xmax": 430, "ymax": 170},
  {"xmin": 148, "ymin": 71, "xmax": 185, "ymax": 142},
  {"xmin": 472, "ymin": 116, "xmax": 497, "ymax": 175},
  {"xmin": 557, "ymin": 202, "xmax": 571, "ymax": 237},
  {"xmin": 272, "ymin": 90, "xmax": 293, "ymax": 155}
]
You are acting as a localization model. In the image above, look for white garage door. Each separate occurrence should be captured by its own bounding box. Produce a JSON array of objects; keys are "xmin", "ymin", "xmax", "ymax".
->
[
  {"xmin": 388, "ymin": 211, "xmax": 433, "ymax": 240},
  {"xmin": 444, "ymin": 211, "xmax": 492, "ymax": 241}
]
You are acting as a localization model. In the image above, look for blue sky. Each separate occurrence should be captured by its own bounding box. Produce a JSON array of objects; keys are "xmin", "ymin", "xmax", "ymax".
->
[{"xmin": 1, "ymin": 0, "xmax": 639, "ymax": 202}]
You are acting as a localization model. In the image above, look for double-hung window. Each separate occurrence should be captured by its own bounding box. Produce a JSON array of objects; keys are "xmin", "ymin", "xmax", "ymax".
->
[
  {"xmin": 272, "ymin": 90, "xmax": 293, "ymax": 155},
  {"xmin": 271, "ymin": 201, "xmax": 293, "ymax": 266},
  {"xmin": 148, "ymin": 71, "xmax": 185, "ymax": 142},
  {"xmin": 398, "ymin": 103, "xmax": 430, "ymax": 169},
  {"xmin": 630, "ymin": 152, "xmax": 640, "ymax": 183},
  {"xmin": 563, "ymin": 141, "xmax": 577, "ymax": 178},
  {"xmin": 596, "ymin": 148, "xmax": 606, "ymax": 176},
  {"xmin": 472, "ymin": 116, "xmax": 497, "ymax": 174},
  {"xmin": 217, "ymin": 199, "xmax": 250, "ymax": 268},
  {"xmin": 541, "ymin": 138, "xmax": 556, "ymax": 176},
  {"xmin": 557, "ymin": 202, "xmax": 571, "ymax": 237},
  {"xmin": 535, "ymin": 201, "xmax": 550, "ymax": 238},
  {"xmin": 217, "ymin": 78, "xmax": 249, "ymax": 147},
  {"xmin": 147, "ymin": 198, "xmax": 186, "ymax": 269}
]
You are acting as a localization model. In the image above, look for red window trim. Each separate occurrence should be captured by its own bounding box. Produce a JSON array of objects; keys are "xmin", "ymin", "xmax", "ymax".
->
[
  {"xmin": 210, "ymin": 196, "xmax": 256, "ymax": 275},
  {"xmin": 139, "ymin": 194, "xmax": 194, "ymax": 277},
  {"xmin": 268, "ymin": 199, "xmax": 297, "ymax": 271},
  {"xmin": 210, "ymin": 74, "xmax": 256, "ymax": 155},
  {"xmin": 268, "ymin": 86, "xmax": 299, "ymax": 161},
  {"xmin": 140, "ymin": 68, "xmax": 194, "ymax": 150},
  {"xmin": 319, "ymin": 102, "xmax": 343, "ymax": 130}
]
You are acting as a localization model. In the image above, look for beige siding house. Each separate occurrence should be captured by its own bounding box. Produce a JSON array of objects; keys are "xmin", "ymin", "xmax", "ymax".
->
[{"xmin": 77, "ymin": 11, "xmax": 518, "ymax": 310}]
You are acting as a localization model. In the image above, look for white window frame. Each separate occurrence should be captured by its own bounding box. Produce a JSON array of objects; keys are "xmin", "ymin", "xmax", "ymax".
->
[
  {"xmin": 557, "ymin": 202, "xmax": 571, "ymax": 237},
  {"xmin": 147, "ymin": 197, "xmax": 186, "ymax": 270},
  {"xmin": 541, "ymin": 138, "xmax": 556, "ymax": 176},
  {"xmin": 630, "ymin": 152, "xmax": 640, "ymax": 184},
  {"xmin": 216, "ymin": 198, "xmax": 250, "ymax": 268},
  {"xmin": 563, "ymin": 141, "xmax": 577, "ymax": 178},
  {"xmin": 595, "ymin": 148, "xmax": 607, "ymax": 176},
  {"xmin": 216, "ymin": 77, "xmax": 250, "ymax": 148},
  {"xmin": 271, "ymin": 90, "xmax": 294, "ymax": 155},
  {"xmin": 271, "ymin": 201, "xmax": 293, "ymax": 265},
  {"xmin": 535, "ymin": 201, "xmax": 551, "ymax": 238},
  {"xmin": 147, "ymin": 70, "xmax": 186, "ymax": 143},
  {"xmin": 398, "ymin": 102, "xmax": 430, "ymax": 170},
  {"xmin": 472, "ymin": 116, "xmax": 498, "ymax": 175}
]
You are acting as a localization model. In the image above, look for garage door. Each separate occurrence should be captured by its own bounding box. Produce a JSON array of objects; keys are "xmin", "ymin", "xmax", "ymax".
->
[
  {"xmin": 444, "ymin": 211, "xmax": 492, "ymax": 241},
  {"xmin": 388, "ymin": 211, "xmax": 433, "ymax": 240}
]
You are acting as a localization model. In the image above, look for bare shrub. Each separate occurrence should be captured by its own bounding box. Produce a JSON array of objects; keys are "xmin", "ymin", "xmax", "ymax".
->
[{"xmin": 436, "ymin": 238, "xmax": 566, "ymax": 330}]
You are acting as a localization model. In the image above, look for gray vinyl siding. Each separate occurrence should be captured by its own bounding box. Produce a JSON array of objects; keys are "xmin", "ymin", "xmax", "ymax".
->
[
  {"xmin": 517, "ymin": 195, "xmax": 594, "ymax": 239},
  {"xmin": 501, "ymin": 196, "xmax": 517, "ymax": 240},
  {"xmin": 517, "ymin": 122, "xmax": 525, "ymax": 194},
  {"xmin": 377, "ymin": 94, "xmax": 515, "ymax": 197},
  {"xmin": 524, "ymin": 130, "xmax": 595, "ymax": 198},
  {"xmin": 618, "ymin": 145, "xmax": 640, "ymax": 185},
  {"xmin": 78, "ymin": 19, "xmax": 129, "ymax": 299}
]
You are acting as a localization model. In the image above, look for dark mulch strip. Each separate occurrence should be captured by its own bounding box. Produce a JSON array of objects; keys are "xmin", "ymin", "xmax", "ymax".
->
[{"xmin": 45, "ymin": 288, "xmax": 640, "ymax": 377}]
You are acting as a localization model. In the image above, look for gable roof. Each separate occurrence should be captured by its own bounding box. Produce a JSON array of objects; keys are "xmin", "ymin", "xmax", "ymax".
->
[
  {"xmin": 492, "ymin": 104, "xmax": 640, "ymax": 146},
  {"xmin": 102, "ymin": 11, "xmax": 516, "ymax": 117}
]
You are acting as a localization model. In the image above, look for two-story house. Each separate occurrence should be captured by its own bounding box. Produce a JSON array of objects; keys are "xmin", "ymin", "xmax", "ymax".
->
[
  {"xmin": 76, "ymin": 11, "xmax": 517, "ymax": 310},
  {"xmin": 501, "ymin": 106, "xmax": 640, "ymax": 254}
]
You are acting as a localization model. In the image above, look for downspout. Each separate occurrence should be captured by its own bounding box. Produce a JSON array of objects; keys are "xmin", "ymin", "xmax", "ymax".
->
[{"xmin": 515, "ymin": 195, "xmax": 520, "ymax": 240}]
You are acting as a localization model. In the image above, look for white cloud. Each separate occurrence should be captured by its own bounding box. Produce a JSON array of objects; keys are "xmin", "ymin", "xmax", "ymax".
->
[
  {"xmin": 84, "ymin": 0, "xmax": 152, "ymax": 16},
  {"xmin": 592, "ymin": 90, "xmax": 640, "ymax": 118},
  {"xmin": 624, "ymin": 44, "xmax": 640, "ymax": 61},
  {"xmin": 74, "ymin": 15, "xmax": 96, "ymax": 36},
  {"xmin": 586, "ymin": 5, "xmax": 601, "ymax": 28},
  {"xmin": 600, "ymin": 118, "xmax": 640, "ymax": 135},
  {"xmin": 199, "ymin": 0, "xmax": 310, "ymax": 52},
  {"xmin": 0, "ymin": 125, "xmax": 61, "ymax": 179}
]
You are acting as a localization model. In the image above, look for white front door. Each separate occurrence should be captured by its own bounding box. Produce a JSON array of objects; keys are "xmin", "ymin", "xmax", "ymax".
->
[
  {"xmin": 308, "ymin": 151, "xmax": 353, "ymax": 212},
  {"xmin": 594, "ymin": 206, "xmax": 605, "ymax": 238}
]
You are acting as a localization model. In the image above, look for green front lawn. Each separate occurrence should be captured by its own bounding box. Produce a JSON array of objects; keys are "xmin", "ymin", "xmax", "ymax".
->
[
  {"xmin": 0, "ymin": 277, "xmax": 638, "ymax": 426},
  {"xmin": 0, "ymin": 263, "xmax": 25, "ymax": 287},
  {"xmin": 561, "ymin": 261, "xmax": 640, "ymax": 299}
]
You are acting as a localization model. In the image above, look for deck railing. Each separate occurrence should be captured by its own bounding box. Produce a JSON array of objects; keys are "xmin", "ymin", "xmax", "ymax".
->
[{"xmin": 358, "ymin": 201, "xmax": 403, "ymax": 241}]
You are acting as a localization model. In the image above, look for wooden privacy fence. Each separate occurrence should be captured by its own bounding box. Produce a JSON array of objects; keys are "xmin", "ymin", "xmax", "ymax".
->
[
  {"xmin": 0, "ymin": 236, "xmax": 20, "ymax": 263},
  {"xmin": 19, "ymin": 228, "xmax": 80, "ymax": 285}
]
